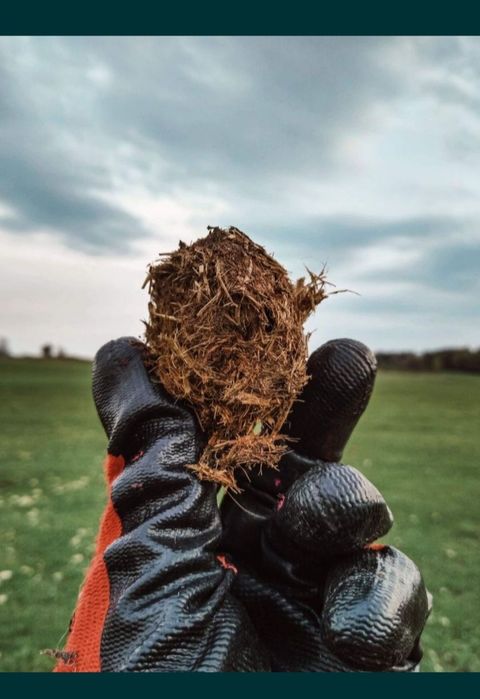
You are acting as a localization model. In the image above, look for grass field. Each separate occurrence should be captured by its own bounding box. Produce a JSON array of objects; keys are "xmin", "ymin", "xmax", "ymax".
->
[{"xmin": 0, "ymin": 358, "xmax": 479, "ymax": 672}]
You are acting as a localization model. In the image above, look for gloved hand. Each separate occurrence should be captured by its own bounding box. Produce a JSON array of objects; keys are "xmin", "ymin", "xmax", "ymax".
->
[
  {"xmin": 220, "ymin": 338, "xmax": 430, "ymax": 671},
  {"xmin": 55, "ymin": 337, "xmax": 430, "ymax": 672}
]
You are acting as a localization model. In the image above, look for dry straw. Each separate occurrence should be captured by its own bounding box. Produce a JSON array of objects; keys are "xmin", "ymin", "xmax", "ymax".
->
[{"xmin": 144, "ymin": 226, "xmax": 327, "ymax": 491}]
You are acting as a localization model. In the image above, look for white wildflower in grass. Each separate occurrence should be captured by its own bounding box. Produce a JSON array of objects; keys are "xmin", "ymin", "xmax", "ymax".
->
[
  {"xmin": 0, "ymin": 594, "xmax": 8, "ymax": 605},
  {"xmin": 0, "ymin": 570, "xmax": 13, "ymax": 582},
  {"xmin": 70, "ymin": 553, "xmax": 84, "ymax": 564},
  {"xmin": 70, "ymin": 527, "xmax": 89, "ymax": 547},
  {"xmin": 428, "ymin": 649, "xmax": 444, "ymax": 673},
  {"xmin": 52, "ymin": 572, "xmax": 64, "ymax": 582},
  {"xmin": 10, "ymin": 494, "xmax": 35, "ymax": 507},
  {"xmin": 27, "ymin": 508, "xmax": 40, "ymax": 526},
  {"xmin": 445, "ymin": 547, "xmax": 457, "ymax": 559},
  {"xmin": 53, "ymin": 476, "xmax": 90, "ymax": 494},
  {"xmin": 19, "ymin": 565, "xmax": 34, "ymax": 575},
  {"xmin": 10, "ymin": 488, "xmax": 42, "ymax": 508}
]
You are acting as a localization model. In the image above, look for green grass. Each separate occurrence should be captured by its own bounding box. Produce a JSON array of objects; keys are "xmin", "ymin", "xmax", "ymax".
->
[
  {"xmin": 0, "ymin": 360, "xmax": 479, "ymax": 671},
  {"xmin": 344, "ymin": 371, "xmax": 480, "ymax": 672},
  {"xmin": 0, "ymin": 359, "xmax": 105, "ymax": 672}
]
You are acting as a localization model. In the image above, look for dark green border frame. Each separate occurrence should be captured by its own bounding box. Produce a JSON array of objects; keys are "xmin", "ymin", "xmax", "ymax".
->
[
  {"xmin": 2, "ymin": 2, "xmax": 480, "ymax": 35},
  {"xmin": 1, "ymin": 671, "xmax": 479, "ymax": 691},
  {"xmin": 1, "ymin": 10, "xmax": 479, "ymax": 688}
]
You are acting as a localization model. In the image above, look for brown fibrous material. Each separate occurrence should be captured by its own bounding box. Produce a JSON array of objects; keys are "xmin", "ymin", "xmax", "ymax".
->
[{"xmin": 144, "ymin": 226, "xmax": 328, "ymax": 491}]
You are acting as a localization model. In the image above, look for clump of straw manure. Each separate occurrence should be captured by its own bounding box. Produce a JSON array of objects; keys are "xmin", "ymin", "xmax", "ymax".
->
[{"xmin": 144, "ymin": 226, "xmax": 327, "ymax": 491}]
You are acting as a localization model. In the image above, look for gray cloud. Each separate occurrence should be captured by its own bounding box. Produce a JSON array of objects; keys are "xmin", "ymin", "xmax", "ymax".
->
[
  {"xmin": 258, "ymin": 215, "xmax": 476, "ymax": 294},
  {"xmin": 104, "ymin": 36, "xmax": 401, "ymax": 182},
  {"xmin": 0, "ymin": 148, "xmax": 145, "ymax": 254},
  {"xmin": 2, "ymin": 36, "xmax": 478, "ymax": 249},
  {"xmin": 0, "ymin": 46, "xmax": 148, "ymax": 253},
  {"xmin": 0, "ymin": 36, "xmax": 410, "ymax": 252},
  {"xmin": 261, "ymin": 214, "xmax": 466, "ymax": 250},
  {"xmin": 0, "ymin": 36, "xmax": 479, "ymax": 353}
]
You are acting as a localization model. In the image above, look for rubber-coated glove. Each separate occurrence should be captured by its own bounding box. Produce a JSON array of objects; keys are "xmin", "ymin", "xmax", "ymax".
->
[
  {"xmin": 54, "ymin": 337, "xmax": 429, "ymax": 672},
  {"xmin": 220, "ymin": 338, "xmax": 430, "ymax": 671}
]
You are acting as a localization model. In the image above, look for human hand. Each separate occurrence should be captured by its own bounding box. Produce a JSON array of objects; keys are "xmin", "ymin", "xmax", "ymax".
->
[
  {"xmin": 220, "ymin": 338, "xmax": 430, "ymax": 671},
  {"xmin": 55, "ymin": 337, "xmax": 429, "ymax": 672}
]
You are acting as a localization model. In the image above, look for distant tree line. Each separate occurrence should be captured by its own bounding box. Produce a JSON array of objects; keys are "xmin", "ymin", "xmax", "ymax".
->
[
  {"xmin": 0, "ymin": 339, "xmax": 69, "ymax": 360},
  {"xmin": 1, "ymin": 336, "xmax": 479, "ymax": 372},
  {"xmin": 376, "ymin": 348, "xmax": 480, "ymax": 373},
  {"xmin": 41, "ymin": 344, "xmax": 67, "ymax": 359}
]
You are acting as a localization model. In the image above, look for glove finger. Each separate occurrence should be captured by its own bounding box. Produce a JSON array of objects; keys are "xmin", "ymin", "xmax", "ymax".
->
[
  {"xmin": 92, "ymin": 336, "xmax": 203, "ymax": 462},
  {"xmin": 221, "ymin": 458, "xmax": 392, "ymax": 576},
  {"xmin": 321, "ymin": 546, "xmax": 430, "ymax": 671},
  {"xmin": 57, "ymin": 338, "xmax": 268, "ymax": 671},
  {"xmin": 286, "ymin": 337, "xmax": 377, "ymax": 463},
  {"xmin": 92, "ymin": 337, "xmax": 212, "ymax": 535},
  {"xmin": 234, "ymin": 338, "xmax": 377, "ymax": 500},
  {"xmin": 231, "ymin": 568, "xmax": 425, "ymax": 672},
  {"xmin": 263, "ymin": 461, "xmax": 393, "ymax": 570}
]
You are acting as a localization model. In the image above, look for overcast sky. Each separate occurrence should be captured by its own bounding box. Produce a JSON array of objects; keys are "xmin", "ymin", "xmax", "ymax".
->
[{"xmin": 1, "ymin": 36, "xmax": 479, "ymax": 358}]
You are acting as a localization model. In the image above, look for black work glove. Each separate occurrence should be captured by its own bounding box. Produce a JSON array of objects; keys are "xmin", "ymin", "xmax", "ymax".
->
[
  {"xmin": 55, "ymin": 337, "xmax": 429, "ymax": 673},
  {"xmin": 220, "ymin": 338, "xmax": 430, "ymax": 671}
]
